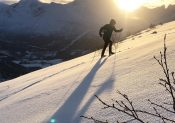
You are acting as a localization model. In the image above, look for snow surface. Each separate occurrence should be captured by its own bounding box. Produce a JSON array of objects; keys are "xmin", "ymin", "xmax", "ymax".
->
[{"xmin": 1, "ymin": 21, "xmax": 175, "ymax": 123}]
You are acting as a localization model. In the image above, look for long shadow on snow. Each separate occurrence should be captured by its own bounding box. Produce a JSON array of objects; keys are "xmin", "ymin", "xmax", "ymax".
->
[
  {"xmin": 74, "ymin": 55, "xmax": 117, "ymax": 123},
  {"xmin": 49, "ymin": 58, "xmax": 107, "ymax": 123}
]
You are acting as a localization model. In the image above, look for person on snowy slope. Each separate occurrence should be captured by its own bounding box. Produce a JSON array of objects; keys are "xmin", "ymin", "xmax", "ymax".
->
[{"xmin": 99, "ymin": 19, "xmax": 123, "ymax": 58}]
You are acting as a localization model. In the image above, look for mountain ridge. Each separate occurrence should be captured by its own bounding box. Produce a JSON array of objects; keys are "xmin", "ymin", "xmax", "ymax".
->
[{"xmin": 1, "ymin": 0, "xmax": 175, "ymax": 82}]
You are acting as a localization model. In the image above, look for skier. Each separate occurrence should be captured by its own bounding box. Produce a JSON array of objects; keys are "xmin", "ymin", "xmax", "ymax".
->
[{"xmin": 99, "ymin": 19, "xmax": 123, "ymax": 58}]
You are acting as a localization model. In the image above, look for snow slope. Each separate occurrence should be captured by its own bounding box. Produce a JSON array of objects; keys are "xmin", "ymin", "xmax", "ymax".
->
[{"xmin": 1, "ymin": 21, "xmax": 175, "ymax": 123}]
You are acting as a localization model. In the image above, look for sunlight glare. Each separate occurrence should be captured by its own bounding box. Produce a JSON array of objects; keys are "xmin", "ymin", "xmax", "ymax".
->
[{"xmin": 115, "ymin": 0, "xmax": 146, "ymax": 12}]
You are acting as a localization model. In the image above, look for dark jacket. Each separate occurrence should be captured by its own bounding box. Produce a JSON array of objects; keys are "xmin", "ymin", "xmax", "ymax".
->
[{"xmin": 99, "ymin": 24, "xmax": 121, "ymax": 41}]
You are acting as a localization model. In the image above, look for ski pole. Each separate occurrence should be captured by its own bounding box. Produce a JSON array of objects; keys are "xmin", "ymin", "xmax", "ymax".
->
[
  {"xmin": 91, "ymin": 49, "xmax": 97, "ymax": 63},
  {"xmin": 113, "ymin": 32, "xmax": 121, "ymax": 53}
]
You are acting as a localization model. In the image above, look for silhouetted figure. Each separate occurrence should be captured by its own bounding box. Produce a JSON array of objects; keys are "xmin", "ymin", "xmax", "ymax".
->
[{"xmin": 99, "ymin": 19, "xmax": 123, "ymax": 58}]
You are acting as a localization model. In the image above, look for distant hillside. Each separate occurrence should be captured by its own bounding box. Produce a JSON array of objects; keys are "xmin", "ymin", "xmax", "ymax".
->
[{"xmin": 0, "ymin": 0, "xmax": 175, "ymax": 82}]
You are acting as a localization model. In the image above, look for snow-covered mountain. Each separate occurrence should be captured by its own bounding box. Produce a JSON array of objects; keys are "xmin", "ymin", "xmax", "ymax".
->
[
  {"xmin": 1, "ymin": 0, "xmax": 175, "ymax": 82},
  {"xmin": 0, "ymin": 0, "xmax": 84, "ymax": 35},
  {"xmin": 1, "ymin": 0, "xmax": 175, "ymax": 36},
  {"xmin": 0, "ymin": 20, "xmax": 175, "ymax": 122},
  {"xmin": 0, "ymin": 0, "xmax": 101, "ymax": 81}
]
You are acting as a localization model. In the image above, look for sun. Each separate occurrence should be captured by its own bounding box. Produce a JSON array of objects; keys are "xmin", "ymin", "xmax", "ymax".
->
[{"xmin": 115, "ymin": 0, "xmax": 145, "ymax": 12}]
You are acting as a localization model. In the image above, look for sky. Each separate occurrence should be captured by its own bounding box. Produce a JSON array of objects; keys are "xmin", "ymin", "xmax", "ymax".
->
[
  {"xmin": 0, "ymin": 0, "xmax": 175, "ymax": 8},
  {"xmin": 143, "ymin": 0, "xmax": 175, "ymax": 8},
  {"xmin": 0, "ymin": 0, "xmax": 74, "ymax": 4}
]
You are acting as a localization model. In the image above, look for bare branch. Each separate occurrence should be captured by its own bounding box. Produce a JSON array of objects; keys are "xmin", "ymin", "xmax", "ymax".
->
[
  {"xmin": 95, "ymin": 95, "xmax": 145, "ymax": 123},
  {"xmin": 135, "ymin": 109, "xmax": 175, "ymax": 122},
  {"xmin": 153, "ymin": 107, "xmax": 166, "ymax": 123},
  {"xmin": 81, "ymin": 34, "xmax": 175, "ymax": 123},
  {"xmin": 80, "ymin": 116, "xmax": 108, "ymax": 123},
  {"xmin": 148, "ymin": 99, "xmax": 175, "ymax": 114}
]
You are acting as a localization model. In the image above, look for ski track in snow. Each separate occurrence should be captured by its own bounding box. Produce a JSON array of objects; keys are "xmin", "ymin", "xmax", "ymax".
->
[
  {"xmin": 0, "ymin": 85, "xmax": 9, "ymax": 93},
  {"xmin": 0, "ymin": 62, "xmax": 86, "ymax": 102}
]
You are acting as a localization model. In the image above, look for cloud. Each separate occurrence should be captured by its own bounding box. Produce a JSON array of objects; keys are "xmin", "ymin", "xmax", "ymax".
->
[
  {"xmin": 37, "ymin": 0, "xmax": 74, "ymax": 4},
  {"xmin": 1, "ymin": 0, "xmax": 175, "ymax": 7},
  {"xmin": 0, "ymin": 0, "xmax": 73, "ymax": 4},
  {"xmin": 143, "ymin": 0, "xmax": 175, "ymax": 8},
  {"xmin": 0, "ymin": 0, "xmax": 19, "ymax": 4}
]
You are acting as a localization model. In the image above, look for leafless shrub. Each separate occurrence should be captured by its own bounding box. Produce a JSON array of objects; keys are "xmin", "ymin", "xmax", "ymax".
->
[
  {"xmin": 81, "ymin": 34, "xmax": 175, "ymax": 123},
  {"xmin": 154, "ymin": 34, "xmax": 175, "ymax": 111}
]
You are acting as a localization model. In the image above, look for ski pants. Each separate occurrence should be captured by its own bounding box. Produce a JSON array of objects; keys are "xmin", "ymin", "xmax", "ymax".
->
[{"xmin": 101, "ymin": 39, "xmax": 113, "ymax": 57}]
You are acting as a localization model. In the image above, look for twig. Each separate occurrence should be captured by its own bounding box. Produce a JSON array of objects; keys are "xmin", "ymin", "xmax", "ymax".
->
[
  {"xmin": 148, "ymin": 99, "xmax": 175, "ymax": 114},
  {"xmin": 95, "ymin": 95, "xmax": 145, "ymax": 123},
  {"xmin": 80, "ymin": 116, "xmax": 108, "ymax": 123}
]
